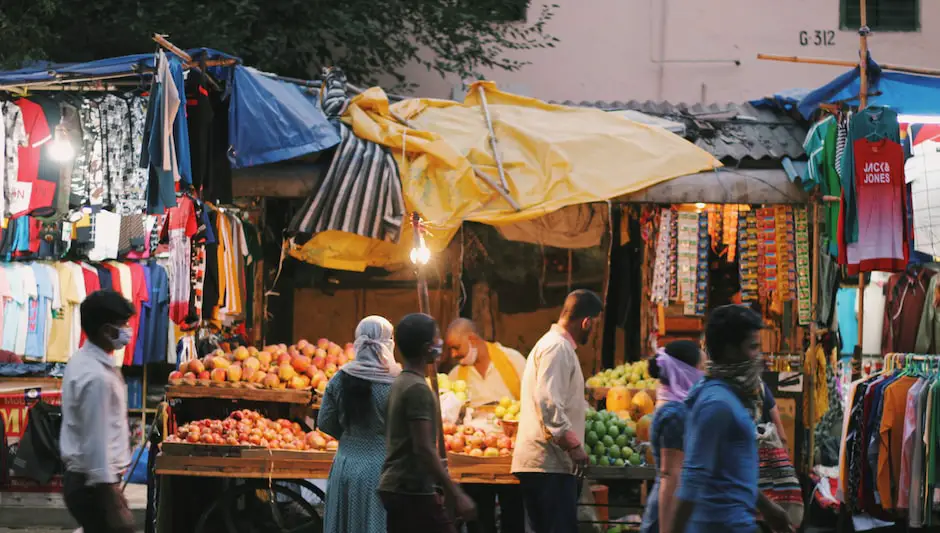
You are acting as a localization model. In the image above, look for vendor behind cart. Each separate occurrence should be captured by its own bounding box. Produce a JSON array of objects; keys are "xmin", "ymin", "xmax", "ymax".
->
[{"xmin": 444, "ymin": 318, "xmax": 526, "ymax": 533}]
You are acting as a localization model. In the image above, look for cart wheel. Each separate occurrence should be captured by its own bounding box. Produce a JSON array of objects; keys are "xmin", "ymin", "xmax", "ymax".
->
[{"xmin": 194, "ymin": 482, "xmax": 324, "ymax": 533}]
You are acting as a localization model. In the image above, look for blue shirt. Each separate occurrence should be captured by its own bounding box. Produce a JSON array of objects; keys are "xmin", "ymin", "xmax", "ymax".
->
[
  {"xmin": 836, "ymin": 288, "xmax": 858, "ymax": 354},
  {"xmin": 677, "ymin": 380, "xmax": 758, "ymax": 532},
  {"xmin": 25, "ymin": 263, "xmax": 53, "ymax": 359},
  {"xmin": 640, "ymin": 401, "xmax": 688, "ymax": 533},
  {"xmin": 144, "ymin": 263, "xmax": 170, "ymax": 364}
]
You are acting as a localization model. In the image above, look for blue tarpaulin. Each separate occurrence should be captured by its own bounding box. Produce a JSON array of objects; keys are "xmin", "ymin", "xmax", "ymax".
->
[
  {"xmin": 749, "ymin": 88, "xmax": 811, "ymax": 112},
  {"xmin": 794, "ymin": 58, "xmax": 940, "ymax": 118},
  {"xmin": 228, "ymin": 66, "xmax": 341, "ymax": 168},
  {"xmin": 0, "ymin": 51, "xmax": 342, "ymax": 168}
]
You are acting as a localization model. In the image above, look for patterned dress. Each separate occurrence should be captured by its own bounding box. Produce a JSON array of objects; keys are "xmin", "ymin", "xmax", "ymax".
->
[{"xmin": 317, "ymin": 372, "xmax": 391, "ymax": 533}]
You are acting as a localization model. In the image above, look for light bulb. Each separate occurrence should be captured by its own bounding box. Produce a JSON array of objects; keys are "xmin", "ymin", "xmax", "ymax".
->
[
  {"xmin": 694, "ymin": 202, "xmax": 706, "ymax": 210},
  {"xmin": 410, "ymin": 245, "xmax": 431, "ymax": 265},
  {"xmin": 48, "ymin": 138, "xmax": 75, "ymax": 163}
]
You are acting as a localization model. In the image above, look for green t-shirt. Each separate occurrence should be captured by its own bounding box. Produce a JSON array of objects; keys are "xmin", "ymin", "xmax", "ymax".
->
[{"xmin": 379, "ymin": 370, "xmax": 440, "ymax": 495}]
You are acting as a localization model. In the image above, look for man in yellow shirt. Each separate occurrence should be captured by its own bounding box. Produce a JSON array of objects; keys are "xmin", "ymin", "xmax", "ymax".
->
[{"xmin": 444, "ymin": 318, "xmax": 525, "ymax": 533}]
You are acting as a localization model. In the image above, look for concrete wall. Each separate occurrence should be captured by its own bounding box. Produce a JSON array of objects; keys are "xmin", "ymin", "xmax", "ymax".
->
[{"xmin": 391, "ymin": 0, "xmax": 936, "ymax": 104}]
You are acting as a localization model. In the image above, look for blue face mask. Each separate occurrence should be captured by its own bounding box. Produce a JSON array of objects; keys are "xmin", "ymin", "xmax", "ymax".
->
[
  {"xmin": 110, "ymin": 326, "xmax": 133, "ymax": 349},
  {"xmin": 428, "ymin": 341, "xmax": 444, "ymax": 361}
]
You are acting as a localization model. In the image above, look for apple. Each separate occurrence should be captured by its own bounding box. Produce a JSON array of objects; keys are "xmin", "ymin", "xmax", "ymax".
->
[
  {"xmin": 233, "ymin": 346, "xmax": 250, "ymax": 361},
  {"xmin": 227, "ymin": 365, "xmax": 243, "ymax": 382},
  {"xmin": 262, "ymin": 373, "xmax": 281, "ymax": 388},
  {"xmin": 483, "ymin": 434, "xmax": 499, "ymax": 449},
  {"xmin": 499, "ymin": 448, "xmax": 511, "ymax": 457},
  {"xmin": 326, "ymin": 440, "xmax": 338, "ymax": 451},
  {"xmin": 325, "ymin": 353, "xmax": 338, "ymax": 367},
  {"xmin": 244, "ymin": 357, "xmax": 261, "ymax": 372},
  {"xmin": 212, "ymin": 356, "xmax": 232, "ymax": 370},
  {"xmin": 467, "ymin": 435, "xmax": 484, "ymax": 450},
  {"xmin": 178, "ymin": 361, "xmax": 190, "ymax": 374},
  {"xmin": 257, "ymin": 351, "xmax": 273, "ymax": 367},
  {"xmin": 182, "ymin": 372, "xmax": 197, "ymax": 385},
  {"xmin": 291, "ymin": 355, "xmax": 311, "ymax": 373},
  {"xmin": 297, "ymin": 339, "xmax": 309, "ymax": 351},
  {"xmin": 316, "ymin": 380, "xmax": 327, "ymax": 395},
  {"xmin": 442, "ymin": 423, "xmax": 457, "ymax": 435},
  {"xmin": 298, "ymin": 375, "xmax": 311, "ymax": 388},
  {"xmin": 189, "ymin": 360, "xmax": 206, "ymax": 375},
  {"xmin": 210, "ymin": 368, "xmax": 227, "ymax": 382},
  {"xmin": 279, "ymin": 365, "xmax": 297, "ymax": 382},
  {"xmin": 469, "ymin": 448, "xmax": 484, "ymax": 457},
  {"xmin": 276, "ymin": 353, "xmax": 292, "ymax": 368},
  {"xmin": 497, "ymin": 436, "xmax": 512, "ymax": 450},
  {"xmin": 198, "ymin": 370, "xmax": 211, "ymax": 381},
  {"xmin": 288, "ymin": 376, "xmax": 307, "ymax": 389},
  {"xmin": 312, "ymin": 354, "xmax": 326, "ymax": 370},
  {"xmin": 317, "ymin": 338, "xmax": 330, "ymax": 350},
  {"xmin": 451, "ymin": 435, "xmax": 466, "ymax": 452},
  {"xmin": 302, "ymin": 344, "xmax": 315, "ymax": 358},
  {"xmin": 337, "ymin": 353, "xmax": 348, "ymax": 366},
  {"xmin": 168, "ymin": 371, "xmax": 183, "ymax": 383},
  {"xmin": 462, "ymin": 426, "xmax": 476, "ymax": 436}
]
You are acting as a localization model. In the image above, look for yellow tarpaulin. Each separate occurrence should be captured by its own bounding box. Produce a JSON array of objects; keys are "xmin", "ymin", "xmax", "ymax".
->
[{"xmin": 290, "ymin": 81, "xmax": 721, "ymax": 271}]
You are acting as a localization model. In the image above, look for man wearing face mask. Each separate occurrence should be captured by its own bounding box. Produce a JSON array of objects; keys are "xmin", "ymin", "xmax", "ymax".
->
[
  {"xmin": 60, "ymin": 290, "xmax": 137, "ymax": 533},
  {"xmin": 669, "ymin": 305, "xmax": 792, "ymax": 533},
  {"xmin": 511, "ymin": 289, "xmax": 603, "ymax": 533},
  {"xmin": 444, "ymin": 318, "xmax": 526, "ymax": 533}
]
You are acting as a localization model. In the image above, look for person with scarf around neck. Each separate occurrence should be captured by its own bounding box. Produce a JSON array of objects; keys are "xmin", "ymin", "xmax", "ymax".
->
[
  {"xmin": 317, "ymin": 315, "xmax": 402, "ymax": 533},
  {"xmin": 639, "ymin": 340, "xmax": 705, "ymax": 533},
  {"xmin": 444, "ymin": 318, "xmax": 526, "ymax": 533},
  {"xmin": 670, "ymin": 305, "xmax": 793, "ymax": 533}
]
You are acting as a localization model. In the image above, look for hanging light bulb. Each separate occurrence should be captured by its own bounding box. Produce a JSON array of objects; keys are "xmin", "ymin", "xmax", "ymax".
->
[
  {"xmin": 48, "ymin": 125, "xmax": 74, "ymax": 163},
  {"xmin": 694, "ymin": 202, "xmax": 706, "ymax": 210},
  {"xmin": 410, "ymin": 235, "xmax": 431, "ymax": 265}
]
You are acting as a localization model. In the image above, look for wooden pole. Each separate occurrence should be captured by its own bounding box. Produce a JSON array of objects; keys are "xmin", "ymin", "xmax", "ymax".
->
[
  {"xmin": 806, "ymin": 201, "xmax": 820, "ymax": 471},
  {"xmin": 412, "ymin": 212, "xmax": 447, "ymax": 460},
  {"xmin": 854, "ymin": 0, "xmax": 870, "ymax": 380},
  {"xmin": 757, "ymin": 53, "xmax": 940, "ymax": 78},
  {"xmin": 477, "ymin": 85, "xmax": 511, "ymax": 192}
]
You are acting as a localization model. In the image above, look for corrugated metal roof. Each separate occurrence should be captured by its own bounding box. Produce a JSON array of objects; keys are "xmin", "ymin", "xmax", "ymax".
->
[{"xmin": 555, "ymin": 100, "xmax": 807, "ymax": 163}]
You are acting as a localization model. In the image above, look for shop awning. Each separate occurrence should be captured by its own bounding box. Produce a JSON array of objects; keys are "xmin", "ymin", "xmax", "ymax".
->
[
  {"xmin": 795, "ymin": 57, "xmax": 940, "ymax": 118},
  {"xmin": 616, "ymin": 168, "xmax": 809, "ymax": 205},
  {"xmin": 289, "ymin": 82, "xmax": 721, "ymax": 271},
  {"xmin": 228, "ymin": 66, "xmax": 341, "ymax": 168}
]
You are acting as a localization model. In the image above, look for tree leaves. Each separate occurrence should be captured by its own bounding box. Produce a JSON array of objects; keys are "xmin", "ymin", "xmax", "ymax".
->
[{"xmin": 0, "ymin": 0, "xmax": 557, "ymax": 91}]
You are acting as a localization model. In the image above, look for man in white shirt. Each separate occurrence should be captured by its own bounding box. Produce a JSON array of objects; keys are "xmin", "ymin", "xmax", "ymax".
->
[
  {"xmin": 60, "ymin": 290, "xmax": 136, "ymax": 533},
  {"xmin": 511, "ymin": 289, "xmax": 602, "ymax": 533},
  {"xmin": 444, "ymin": 318, "xmax": 526, "ymax": 533}
]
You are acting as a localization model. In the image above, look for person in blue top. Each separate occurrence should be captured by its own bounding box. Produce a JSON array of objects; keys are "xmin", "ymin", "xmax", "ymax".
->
[
  {"xmin": 670, "ymin": 305, "xmax": 792, "ymax": 533},
  {"xmin": 640, "ymin": 340, "xmax": 705, "ymax": 533}
]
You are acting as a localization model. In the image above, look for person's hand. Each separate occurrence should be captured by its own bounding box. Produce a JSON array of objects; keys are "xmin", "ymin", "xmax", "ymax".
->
[
  {"xmin": 454, "ymin": 490, "xmax": 478, "ymax": 522},
  {"xmin": 762, "ymin": 502, "xmax": 794, "ymax": 533},
  {"xmin": 567, "ymin": 445, "xmax": 589, "ymax": 477}
]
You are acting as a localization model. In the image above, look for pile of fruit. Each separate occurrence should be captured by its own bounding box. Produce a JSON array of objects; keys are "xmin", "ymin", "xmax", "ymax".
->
[
  {"xmin": 584, "ymin": 408, "xmax": 650, "ymax": 467},
  {"xmin": 493, "ymin": 396, "xmax": 521, "ymax": 422},
  {"xmin": 443, "ymin": 423, "xmax": 514, "ymax": 458},
  {"xmin": 168, "ymin": 338, "xmax": 354, "ymax": 394},
  {"xmin": 585, "ymin": 360, "xmax": 657, "ymax": 390},
  {"xmin": 433, "ymin": 373, "xmax": 469, "ymax": 403},
  {"xmin": 165, "ymin": 409, "xmax": 338, "ymax": 451}
]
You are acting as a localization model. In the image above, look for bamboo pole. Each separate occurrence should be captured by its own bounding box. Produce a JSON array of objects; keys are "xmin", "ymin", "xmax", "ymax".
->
[
  {"xmin": 806, "ymin": 200, "xmax": 819, "ymax": 471},
  {"xmin": 855, "ymin": 0, "xmax": 870, "ymax": 381},
  {"xmin": 477, "ymin": 85, "xmax": 511, "ymax": 192},
  {"xmin": 757, "ymin": 53, "xmax": 940, "ymax": 78}
]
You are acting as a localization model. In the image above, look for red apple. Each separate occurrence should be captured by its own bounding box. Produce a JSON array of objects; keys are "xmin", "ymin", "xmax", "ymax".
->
[
  {"xmin": 316, "ymin": 338, "xmax": 330, "ymax": 350},
  {"xmin": 312, "ymin": 354, "xmax": 326, "ymax": 370},
  {"xmin": 451, "ymin": 435, "xmax": 466, "ymax": 452},
  {"xmin": 291, "ymin": 355, "xmax": 311, "ymax": 373},
  {"xmin": 168, "ymin": 371, "xmax": 183, "ymax": 383},
  {"xmin": 211, "ymin": 368, "xmax": 227, "ymax": 382},
  {"xmin": 189, "ymin": 359, "xmax": 206, "ymax": 375},
  {"xmin": 198, "ymin": 370, "xmax": 211, "ymax": 381}
]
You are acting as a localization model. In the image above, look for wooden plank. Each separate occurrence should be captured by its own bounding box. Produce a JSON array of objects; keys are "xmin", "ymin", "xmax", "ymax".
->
[{"xmin": 165, "ymin": 384, "xmax": 313, "ymax": 404}]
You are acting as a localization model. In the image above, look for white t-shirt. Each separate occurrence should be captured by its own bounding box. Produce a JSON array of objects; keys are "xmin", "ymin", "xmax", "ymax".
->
[
  {"xmin": 905, "ymin": 144, "xmax": 940, "ymax": 257},
  {"xmin": 856, "ymin": 271, "xmax": 892, "ymax": 356},
  {"xmin": 448, "ymin": 343, "xmax": 527, "ymax": 405}
]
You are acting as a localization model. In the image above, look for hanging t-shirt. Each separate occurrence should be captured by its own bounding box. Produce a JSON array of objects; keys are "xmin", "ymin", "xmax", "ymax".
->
[
  {"xmin": 3, "ymin": 102, "xmax": 28, "ymax": 218},
  {"xmin": 904, "ymin": 141, "xmax": 940, "ymax": 258},
  {"xmin": 11, "ymin": 100, "xmax": 53, "ymax": 217},
  {"xmin": 0, "ymin": 265, "xmax": 23, "ymax": 353},
  {"xmin": 47, "ymin": 263, "xmax": 79, "ymax": 362},
  {"xmin": 837, "ymin": 288, "xmax": 859, "ymax": 355},
  {"xmin": 123, "ymin": 262, "xmax": 149, "ymax": 366},
  {"xmin": 25, "ymin": 263, "xmax": 53, "ymax": 359},
  {"xmin": 0, "ymin": 267, "xmax": 9, "ymax": 344},
  {"xmin": 87, "ymin": 210, "xmax": 121, "ymax": 261},
  {"xmin": 841, "ymin": 136, "xmax": 909, "ymax": 274},
  {"xmin": 165, "ymin": 196, "xmax": 198, "ymax": 324},
  {"xmin": 66, "ymin": 262, "xmax": 86, "ymax": 357},
  {"xmin": 77, "ymin": 262, "xmax": 102, "ymax": 348},
  {"xmin": 857, "ymin": 272, "xmax": 891, "ymax": 356},
  {"xmin": 20, "ymin": 264, "xmax": 44, "ymax": 360}
]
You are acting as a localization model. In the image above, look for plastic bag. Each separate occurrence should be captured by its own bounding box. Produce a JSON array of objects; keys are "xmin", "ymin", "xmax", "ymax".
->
[{"xmin": 439, "ymin": 391, "xmax": 463, "ymax": 424}]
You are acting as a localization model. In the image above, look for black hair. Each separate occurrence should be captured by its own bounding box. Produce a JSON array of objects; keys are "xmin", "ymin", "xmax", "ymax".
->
[
  {"xmin": 340, "ymin": 372, "xmax": 373, "ymax": 427},
  {"xmin": 704, "ymin": 304, "xmax": 763, "ymax": 363},
  {"xmin": 649, "ymin": 340, "xmax": 702, "ymax": 383},
  {"xmin": 79, "ymin": 290, "xmax": 135, "ymax": 336},
  {"xmin": 561, "ymin": 289, "xmax": 604, "ymax": 321},
  {"xmin": 395, "ymin": 313, "xmax": 438, "ymax": 363}
]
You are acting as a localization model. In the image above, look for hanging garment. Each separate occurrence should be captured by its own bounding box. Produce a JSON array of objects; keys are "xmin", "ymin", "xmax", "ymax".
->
[
  {"xmin": 3, "ymin": 102, "xmax": 27, "ymax": 217},
  {"xmin": 141, "ymin": 51, "xmax": 182, "ymax": 213},
  {"xmin": 904, "ymin": 140, "xmax": 940, "ymax": 258},
  {"xmin": 884, "ymin": 268, "xmax": 936, "ymax": 354},
  {"xmin": 11, "ymin": 99, "xmax": 54, "ymax": 216},
  {"xmin": 32, "ymin": 96, "xmax": 69, "ymax": 217},
  {"xmin": 78, "ymin": 98, "xmax": 107, "ymax": 206},
  {"xmin": 121, "ymin": 96, "xmax": 149, "ymax": 214},
  {"xmin": 650, "ymin": 208, "xmax": 673, "ymax": 304},
  {"xmin": 836, "ymin": 288, "xmax": 858, "ymax": 355},
  {"xmin": 289, "ymin": 69, "xmax": 405, "ymax": 243},
  {"xmin": 859, "ymin": 272, "xmax": 891, "ymax": 355},
  {"xmin": 164, "ymin": 196, "xmax": 198, "ymax": 324},
  {"xmin": 99, "ymin": 95, "xmax": 131, "ymax": 210},
  {"xmin": 675, "ymin": 211, "xmax": 698, "ymax": 314}
]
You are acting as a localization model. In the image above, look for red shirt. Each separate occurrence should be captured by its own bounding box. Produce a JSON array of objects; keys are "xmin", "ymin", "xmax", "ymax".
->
[
  {"xmin": 78, "ymin": 264, "xmax": 102, "ymax": 347},
  {"xmin": 123, "ymin": 263, "xmax": 150, "ymax": 365},
  {"xmin": 11, "ymin": 100, "xmax": 53, "ymax": 217},
  {"xmin": 839, "ymin": 138, "xmax": 909, "ymax": 274}
]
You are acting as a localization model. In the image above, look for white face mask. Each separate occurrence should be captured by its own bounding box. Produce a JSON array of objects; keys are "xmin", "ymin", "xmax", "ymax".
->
[
  {"xmin": 111, "ymin": 326, "xmax": 133, "ymax": 349},
  {"xmin": 459, "ymin": 344, "xmax": 478, "ymax": 366}
]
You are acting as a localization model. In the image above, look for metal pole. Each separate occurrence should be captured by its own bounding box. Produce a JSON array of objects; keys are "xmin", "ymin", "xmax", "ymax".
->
[
  {"xmin": 477, "ymin": 85, "xmax": 511, "ymax": 192},
  {"xmin": 854, "ymin": 0, "xmax": 870, "ymax": 380}
]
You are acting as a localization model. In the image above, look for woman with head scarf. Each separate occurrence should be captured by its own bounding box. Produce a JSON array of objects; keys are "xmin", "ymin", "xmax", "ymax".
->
[
  {"xmin": 639, "ymin": 340, "xmax": 705, "ymax": 533},
  {"xmin": 318, "ymin": 316, "xmax": 401, "ymax": 533}
]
